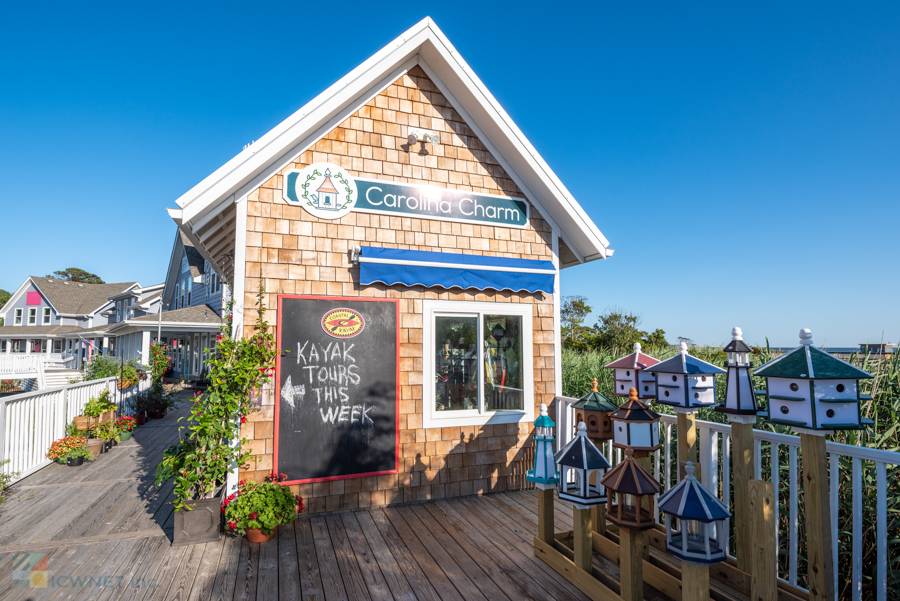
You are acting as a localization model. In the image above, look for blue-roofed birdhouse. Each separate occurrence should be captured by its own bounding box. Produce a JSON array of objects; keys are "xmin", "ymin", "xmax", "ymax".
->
[
  {"xmin": 755, "ymin": 329, "xmax": 874, "ymax": 431},
  {"xmin": 554, "ymin": 422, "xmax": 612, "ymax": 509},
  {"xmin": 658, "ymin": 462, "xmax": 731, "ymax": 565},
  {"xmin": 572, "ymin": 378, "xmax": 619, "ymax": 442},
  {"xmin": 527, "ymin": 403, "xmax": 559, "ymax": 488},
  {"xmin": 716, "ymin": 327, "xmax": 765, "ymax": 417},
  {"xmin": 604, "ymin": 342, "xmax": 661, "ymax": 399},
  {"xmin": 646, "ymin": 342, "xmax": 726, "ymax": 410}
]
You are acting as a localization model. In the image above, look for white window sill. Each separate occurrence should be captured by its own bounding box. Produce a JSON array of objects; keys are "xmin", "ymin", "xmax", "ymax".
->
[{"xmin": 422, "ymin": 409, "xmax": 534, "ymax": 429}]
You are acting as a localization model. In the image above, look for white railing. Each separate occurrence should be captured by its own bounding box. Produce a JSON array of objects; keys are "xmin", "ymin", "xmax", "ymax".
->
[
  {"xmin": 117, "ymin": 377, "xmax": 152, "ymax": 416},
  {"xmin": 0, "ymin": 377, "xmax": 119, "ymax": 483},
  {"xmin": 555, "ymin": 397, "xmax": 900, "ymax": 601},
  {"xmin": 0, "ymin": 355, "xmax": 42, "ymax": 375}
]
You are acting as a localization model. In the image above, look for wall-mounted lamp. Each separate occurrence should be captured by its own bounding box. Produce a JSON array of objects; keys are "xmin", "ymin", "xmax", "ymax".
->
[{"xmin": 407, "ymin": 128, "xmax": 440, "ymax": 148}]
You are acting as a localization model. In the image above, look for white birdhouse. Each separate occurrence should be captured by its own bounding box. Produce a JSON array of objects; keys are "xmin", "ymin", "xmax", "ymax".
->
[
  {"xmin": 604, "ymin": 342, "xmax": 661, "ymax": 399},
  {"xmin": 716, "ymin": 327, "xmax": 765, "ymax": 417},
  {"xmin": 554, "ymin": 422, "xmax": 612, "ymax": 509},
  {"xmin": 609, "ymin": 388, "xmax": 661, "ymax": 456},
  {"xmin": 658, "ymin": 462, "xmax": 731, "ymax": 565},
  {"xmin": 646, "ymin": 342, "xmax": 725, "ymax": 410},
  {"xmin": 755, "ymin": 329, "xmax": 874, "ymax": 431},
  {"xmin": 527, "ymin": 403, "xmax": 559, "ymax": 489}
]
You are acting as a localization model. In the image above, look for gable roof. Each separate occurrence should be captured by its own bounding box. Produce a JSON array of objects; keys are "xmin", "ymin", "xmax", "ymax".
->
[
  {"xmin": 31, "ymin": 277, "xmax": 137, "ymax": 316},
  {"xmin": 646, "ymin": 346, "xmax": 726, "ymax": 376},
  {"xmin": 169, "ymin": 18, "xmax": 611, "ymax": 267},
  {"xmin": 180, "ymin": 231, "xmax": 206, "ymax": 277},
  {"xmin": 604, "ymin": 343, "xmax": 661, "ymax": 370},
  {"xmin": 755, "ymin": 344, "xmax": 873, "ymax": 380}
]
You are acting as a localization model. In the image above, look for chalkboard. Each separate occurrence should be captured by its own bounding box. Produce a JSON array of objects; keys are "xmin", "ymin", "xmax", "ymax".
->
[{"xmin": 275, "ymin": 296, "xmax": 398, "ymax": 483}]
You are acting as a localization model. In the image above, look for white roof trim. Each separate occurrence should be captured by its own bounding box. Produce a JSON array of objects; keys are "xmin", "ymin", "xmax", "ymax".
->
[{"xmin": 172, "ymin": 17, "xmax": 611, "ymax": 263}]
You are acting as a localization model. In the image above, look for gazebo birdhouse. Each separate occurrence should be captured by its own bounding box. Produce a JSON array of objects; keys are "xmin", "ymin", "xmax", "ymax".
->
[
  {"xmin": 658, "ymin": 462, "xmax": 731, "ymax": 565},
  {"xmin": 604, "ymin": 342, "xmax": 660, "ymax": 399},
  {"xmin": 572, "ymin": 378, "xmax": 619, "ymax": 442},
  {"xmin": 716, "ymin": 327, "xmax": 764, "ymax": 417},
  {"xmin": 555, "ymin": 422, "xmax": 612, "ymax": 509},
  {"xmin": 646, "ymin": 342, "xmax": 725, "ymax": 410},
  {"xmin": 527, "ymin": 403, "xmax": 559, "ymax": 488},
  {"xmin": 609, "ymin": 387, "xmax": 661, "ymax": 456},
  {"xmin": 755, "ymin": 329, "xmax": 874, "ymax": 431},
  {"xmin": 599, "ymin": 447, "xmax": 661, "ymax": 530}
]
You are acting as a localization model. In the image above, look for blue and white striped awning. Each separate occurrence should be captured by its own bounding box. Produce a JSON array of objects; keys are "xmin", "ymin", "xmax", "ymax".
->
[{"xmin": 355, "ymin": 246, "xmax": 556, "ymax": 293}]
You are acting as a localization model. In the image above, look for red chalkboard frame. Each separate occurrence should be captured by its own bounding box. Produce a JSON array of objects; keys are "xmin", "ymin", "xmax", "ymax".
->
[{"xmin": 273, "ymin": 295, "xmax": 400, "ymax": 485}]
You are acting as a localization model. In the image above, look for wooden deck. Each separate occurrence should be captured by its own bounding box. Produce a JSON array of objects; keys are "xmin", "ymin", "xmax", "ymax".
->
[{"xmin": 0, "ymin": 395, "xmax": 668, "ymax": 601}]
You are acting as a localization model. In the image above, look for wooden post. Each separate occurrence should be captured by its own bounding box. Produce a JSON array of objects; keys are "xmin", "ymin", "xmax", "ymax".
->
[
  {"xmin": 749, "ymin": 479, "xmax": 777, "ymax": 601},
  {"xmin": 619, "ymin": 528, "xmax": 644, "ymax": 601},
  {"xmin": 636, "ymin": 453, "xmax": 653, "ymax": 561},
  {"xmin": 730, "ymin": 416, "xmax": 756, "ymax": 572},
  {"xmin": 682, "ymin": 562, "xmax": 710, "ymax": 601},
  {"xmin": 799, "ymin": 432, "xmax": 834, "ymax": 601},
  {"xmin": 591, "ymin": 504, "xmax": 607, "ymax": 536},
  {"xmin": 537, "ymin": 487, "xmax": 555, "ymax": 544},
  {"xmin": 573, "ymin": 506, "xmax": 593, "ymax": 572},
  {"xmin": 676, "ymin": 410, "xmax": 699, "ymax": 481}
]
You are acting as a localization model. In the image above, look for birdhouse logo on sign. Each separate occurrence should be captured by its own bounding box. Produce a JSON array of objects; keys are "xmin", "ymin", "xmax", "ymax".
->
[
  {"xmin": 321, "ymin": 308, "xmax": 365, "ymax": 339},
  {"xmin": 283, "ymin": 162, "xmax": 358, "ymax": 219}
]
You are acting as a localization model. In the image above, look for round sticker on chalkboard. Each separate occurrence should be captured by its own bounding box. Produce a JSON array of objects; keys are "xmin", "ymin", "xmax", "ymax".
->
[{"xmin": 321, "ymin": 308, "xmax": 365, "ymax": 338}]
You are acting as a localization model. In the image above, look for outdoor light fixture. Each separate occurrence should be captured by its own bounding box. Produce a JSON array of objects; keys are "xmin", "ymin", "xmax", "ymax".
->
[{"xmin": 407, "ymin": 127, "xmax": 440, "ymax": 147}]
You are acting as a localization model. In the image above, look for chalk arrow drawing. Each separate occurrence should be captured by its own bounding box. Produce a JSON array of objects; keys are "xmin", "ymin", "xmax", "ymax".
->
[{"xmin": 280, "ymin": 375, "xmax": 305, "ymax": 409}]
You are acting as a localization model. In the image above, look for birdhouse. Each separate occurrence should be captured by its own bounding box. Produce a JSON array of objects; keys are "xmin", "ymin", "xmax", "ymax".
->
[
  {"xmin": 314, "ymin": 169, "xmax": 341, "ymax": 210},
  {"xmin": 657, "ymin": 462, "xmax": 731, "ymax": 565},
  {"xmin": 554, "ymin": 422, "xmax": 612, "ymax": 509},
  {"xmin": 599, "ymin": 447, "xmax": 661, "ymax": 531},
  {"xmin": 609, "ymin": 388, "xmax": 661, "ymax": 456},
  {"xmin": 716, "ymin": 327, "xmax": 765, "ymax": 417},
  {"xmin": 572, "ymin": 378, "xmax": 619, "ymax": 441},
  {"xmin": 755, "ymin": 329, "xmax": 874, "ymax": 431},
  {"xmin": 527, "ymin": 403, "xmax": 559, "ymax": 489},
  {"xmin": 604, "ymin": 342, "xmax": 660, "ymax": 399},
  {"xmin": 646, "ymin": 342, "xmax": 725, "ymax": 410}
]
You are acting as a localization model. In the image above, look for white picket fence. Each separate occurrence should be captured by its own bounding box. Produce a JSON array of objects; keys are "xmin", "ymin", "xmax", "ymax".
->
[
  {"xmin": 0, "ymin": 376, "xmax": 152, "ymax": 484},
  {"xmin": 556, "ymin": 397, "xmax": 900, "ymax": 601}
]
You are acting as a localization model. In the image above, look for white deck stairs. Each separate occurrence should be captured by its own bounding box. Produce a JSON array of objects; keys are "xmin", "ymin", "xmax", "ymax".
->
[{"xmin": 43, "ymin": 367, "xmax": 82, "ymax": 387}]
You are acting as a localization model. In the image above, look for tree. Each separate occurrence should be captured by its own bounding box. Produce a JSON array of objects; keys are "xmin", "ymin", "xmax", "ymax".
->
[
  {"xmin": 561, "ymin": 296, "xmax": 593, "ymax": 345},
  {"xmin": 0, "ymin": 289, "xmax": 10, "ymax": 325},
  {"xmin": 642, "ymin": 328, "xmax": 668, "ymax": 347},
  {"xmin": 676, "ymin": 337, "xmax": 695, "ymax": 348},
  {"xmin": 45, "ymin": 268, "xmax": 104, "ymax": 284},
  {"xmin": 594, "ymin": 307, "xmax": 647, "ymax": 350}
]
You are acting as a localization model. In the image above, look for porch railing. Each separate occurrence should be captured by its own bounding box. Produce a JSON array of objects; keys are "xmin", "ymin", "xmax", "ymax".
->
[{"xmin": 0, "ymin": 377, "xmax": 119, "ymax": 483}]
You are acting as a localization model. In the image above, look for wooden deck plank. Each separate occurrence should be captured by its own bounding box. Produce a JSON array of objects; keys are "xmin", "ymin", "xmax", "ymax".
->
[
  {"xmin": 131, "ymin": 543, "xmax": 189, "ymax": 601},
  {"xmin": 113, "ymin": 534, "xmax": 179, "ymax": 601},
  {"xmin": 275, "ymin": 521, "xmax": 301, "ymax": 601},
  {"xmin": 325, "ymin": 514, "xmax": 372, "ymax": 601},
  {"xmin": 152, "ymin": 538, "xmax": 206, "ymax": 601},
  {"xmin": 0, "ymin": 542, "xmax": 89, "ymax": 601},
  {"xmin": 41, "ymin": 541, "xmax": 110, "ymax": 601},
  {"xmin": 255, "ymin": 531, "xmax": 279, "ymax": 601},
  {"xmin": 338, "ymin": 512, "xmax": 395, "ymax": 601},
  {"xmin": 294, "ymin": 518, "xmax": 325, "ymax": 601},
  {"xmin": 370, "ymin": 509, "xmax": 464, "ymax": 601},
  {"xmin": 386, "ymin": 506, "xmax": 490, "ymax": 601},
  {"xmin": 67, "ymin": 538, "xmax": 139, "ymax": 601},
  {"xmin": 94, "ymin": 536, "xmax": 168, "ymax": 601},
  {"xmin": 413, "ymin": 503, "xmax": 547, "ymax": 601},
  {"xmin": 231, "ymin": 537, "xmax": 260, "ymax": 601},
  {"xmin": 352, "ymin": 511, "xmax": 423, "ymax": 601},
  {"xmin": 186, "ymin": 538, "xmax": 228, "ymax": 601},
  {"xmin": 208, "ymin": 534, "xmax": 242, "ymax": 601},
  {"xmin": 310, "ymin": 516, "xmax": 348, "ymax": 601}
]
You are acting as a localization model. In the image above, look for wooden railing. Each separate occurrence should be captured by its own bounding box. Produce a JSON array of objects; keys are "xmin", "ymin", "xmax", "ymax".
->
[
  {"xmin": 556, "ymin": 397, "xmax": 900, "ymax": 601},
  {"xmin": 0, "ymin": 377, "xmax": 118, "ymax": 483}
]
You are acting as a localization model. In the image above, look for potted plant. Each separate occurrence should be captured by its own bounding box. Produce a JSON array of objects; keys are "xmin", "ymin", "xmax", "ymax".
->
[
  {"xmin": 155, "ymin": 287, "xmax": 275, "ymax": 547},
  {"xmin": 94, "ymin": 422, "xmax": 118, "ymax": 452},
  {"xmin": 46, "ymin": 436, "xmax": 93, "ymax": 466},
  {"xmin": 222, "ymin": 474, "xmax": 303, "ymax": 543},
  {"xmin": 117, "ymin": 416, "xmax": 138, "ymax": 441}
]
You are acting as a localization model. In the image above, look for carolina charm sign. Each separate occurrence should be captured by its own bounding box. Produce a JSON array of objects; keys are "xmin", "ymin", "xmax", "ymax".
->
[{"xmin": 283, "ymin": 162, "xmax": 529, "ymax": 228}]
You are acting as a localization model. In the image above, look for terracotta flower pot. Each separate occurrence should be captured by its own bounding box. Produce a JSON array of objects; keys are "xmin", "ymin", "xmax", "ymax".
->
[
  {"xmin": 86, "ymin": 439, "xmax": 103, "ymax": 458},
  {"xmin": 245, "ymin": 528, "xmax": 276, "ymax": 544},
  {"xmin": 137, "ymin": 412, "xmax": 147, "ymax": 425},
  {"xmin": 152, "ymin": 409, "xmax": 165, "ymax": 420}
]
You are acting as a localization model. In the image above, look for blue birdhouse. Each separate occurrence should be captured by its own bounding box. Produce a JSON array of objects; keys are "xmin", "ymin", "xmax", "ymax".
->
[
  {"xmin": 646, "ymin": 342, "xmax": 725, "ymax": 410},
  {"xmin": 527, "ymin": 403, "xmax": 559, "ymax": 488}
]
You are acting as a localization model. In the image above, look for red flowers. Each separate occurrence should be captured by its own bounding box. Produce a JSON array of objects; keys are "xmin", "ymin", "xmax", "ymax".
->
[
  {"xmin": 228, "ymin": 522, "xmax": 236, "ymax": 530},
  {"xmin": 249, "ymin": 512, "xmax": 258, "ymax": 519},
  {"xmin": 241, "ymin": 417, "xmax": 247, "ymax": 424}
]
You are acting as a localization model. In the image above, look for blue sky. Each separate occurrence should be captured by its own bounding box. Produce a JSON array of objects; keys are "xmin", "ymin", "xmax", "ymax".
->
[{"xmin": 0, "ymin": 2, "xmax": 897, "ymax": 347}]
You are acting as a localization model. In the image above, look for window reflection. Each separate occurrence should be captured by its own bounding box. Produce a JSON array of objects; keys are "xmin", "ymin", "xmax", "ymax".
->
[
  {"xmin": 434, "ymin": 316, "xmax": 478, "ymax": 411},
  {"xmin": 483, "ymin": 315, "xmax": 523, "ymax": 411}
]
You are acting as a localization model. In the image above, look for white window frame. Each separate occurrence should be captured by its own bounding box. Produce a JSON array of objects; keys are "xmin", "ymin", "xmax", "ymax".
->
[
  {"xmin": 14, "ymin": 308, "xmax": 22, "ymax": 325},
  {"xmin": 28, "ymin": 308, "xmax": 37, "ymax": 325},
  {"xmin": 422, "ymin": 300, "xmax": 534, "ymax": 429},
  {"xmin": 42, "ymin": 307, "xmax": 51, "ymax": 324}
]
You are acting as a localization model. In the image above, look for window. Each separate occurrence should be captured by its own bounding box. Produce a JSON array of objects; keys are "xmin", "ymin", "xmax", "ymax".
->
[
  {"xmin": 14, "ymin": 309, "xmax": 22, "ymax": 325},
  {"xmin": 28, "ymin": 308, "xmax": 36, "ymax": 325},
  {"xmin": 0, "ymin": 341, "xmax": 5, "ymax": 352},
  {"xmin": 11, "ymin": 339, "xmax": 23, "ymax": 353},
  {"xmin": 423, "ymin": 300, "xmax": 534, "ymax": 428},
  {"xmin": 43, "ymin": 308, "xmax": 51, "ymax": 324}
]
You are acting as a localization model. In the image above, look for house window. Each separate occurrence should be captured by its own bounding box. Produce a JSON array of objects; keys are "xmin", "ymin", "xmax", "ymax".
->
[
  {"xmin": 43, "ymin": 308, "xmax": 51, "ymax": 324},
  {"xmin": 0, "ymin": 340, "xmax": 5, "ymax": 352},
  {"xmin": 28, "ymin": 308, "xmax": 37, "ymax": 325},
  {"xmin": 11, "ymin": 339, "xmax": 23, "ymax": 353},
  {"xmin": 14, "ymin": 309, "xmax": 22, "ymax": 325},
  {"xmin": 423, "ymin": 300, "xmax": 534, "ymax": 428}
]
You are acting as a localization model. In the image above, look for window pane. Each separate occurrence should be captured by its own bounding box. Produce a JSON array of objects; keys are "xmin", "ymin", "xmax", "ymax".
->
[
  {"xmin": 483, "ymin": 315, "xmax": 524, "ymax": 411},
  {"xmin": 434, "ymin": 316, "xmax": 478, "ymax": 411}
]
